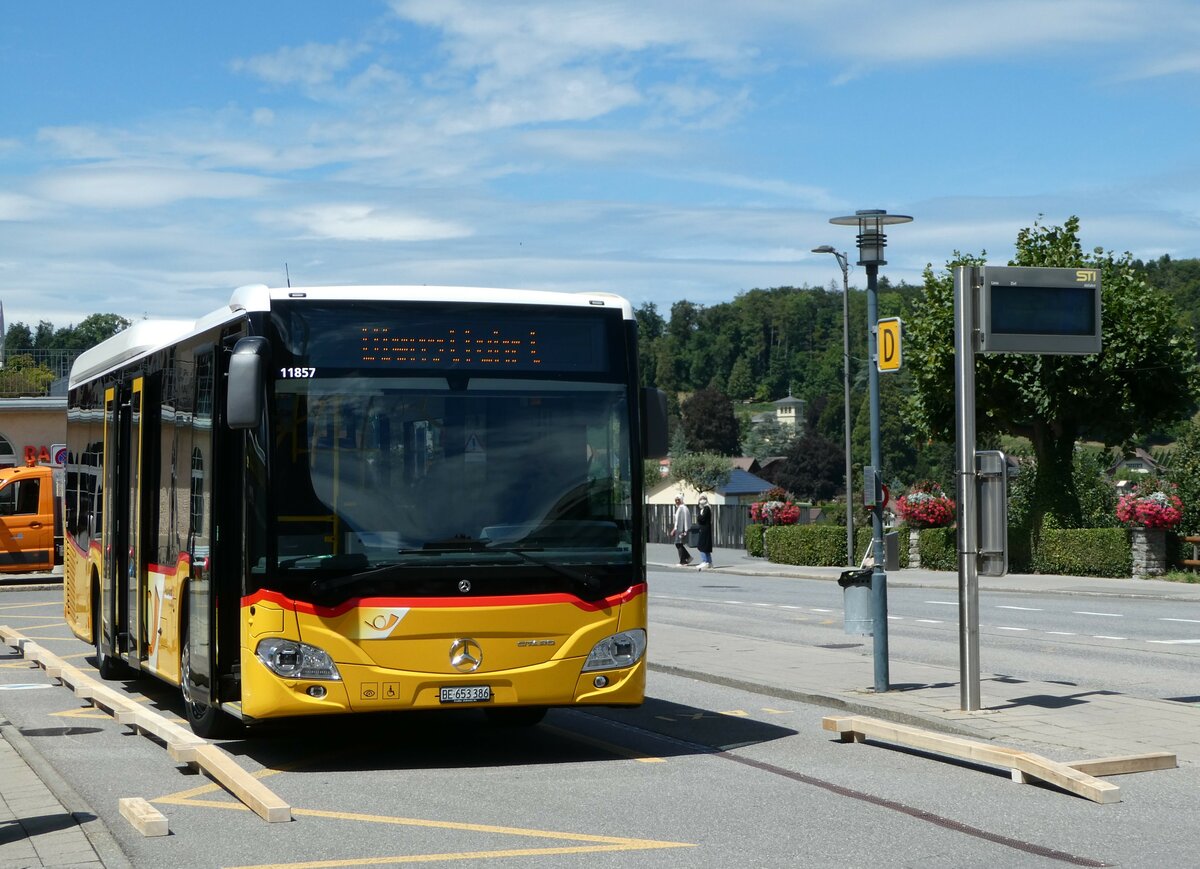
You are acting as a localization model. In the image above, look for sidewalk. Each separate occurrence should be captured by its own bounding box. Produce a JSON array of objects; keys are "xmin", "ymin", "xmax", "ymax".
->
[
  {"xmin": 646, "ymin": 542, "xmax": 1200, "ymax": 765},
  {"xmin": 0, "ymin": 721, "xmax": 123, "ymax": 869}
]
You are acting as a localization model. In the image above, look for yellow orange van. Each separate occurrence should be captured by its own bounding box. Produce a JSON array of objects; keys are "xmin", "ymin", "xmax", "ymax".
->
[{"xmin": 0, "ymin": 465, "xmax": 59, "ymax": 572}]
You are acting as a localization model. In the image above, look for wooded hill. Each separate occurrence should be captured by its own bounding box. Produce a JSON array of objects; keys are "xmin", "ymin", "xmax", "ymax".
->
[{"xmin": 638, "ymin": 252, "xmax": 1200, "ymax": 501}]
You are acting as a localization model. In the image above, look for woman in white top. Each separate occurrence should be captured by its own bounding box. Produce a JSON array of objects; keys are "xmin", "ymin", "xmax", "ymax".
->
[{"xmin": 672, "ymin": 496, "xmax": 693, "ymax": 566}]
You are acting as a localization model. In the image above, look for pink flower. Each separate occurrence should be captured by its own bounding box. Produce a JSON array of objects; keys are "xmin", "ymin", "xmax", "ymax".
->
[
  {"xmin": 897, "ymin": 486, "xmax": 955, "ymax": 529},
  {"xmin": 1116, "ymin": 481, "xmax": 1182, "ymax": 530}
]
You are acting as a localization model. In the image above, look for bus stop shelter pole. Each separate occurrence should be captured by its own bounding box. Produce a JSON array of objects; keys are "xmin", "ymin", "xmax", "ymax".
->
[{"xmin": 954, "ymin": 265, "xmax": 981, "ymax": 711}]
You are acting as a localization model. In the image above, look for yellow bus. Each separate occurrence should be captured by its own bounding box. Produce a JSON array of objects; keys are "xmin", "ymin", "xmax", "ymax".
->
[{"xmin": 63, "ymin": 285, "xmax": 667, "ymax": 736}]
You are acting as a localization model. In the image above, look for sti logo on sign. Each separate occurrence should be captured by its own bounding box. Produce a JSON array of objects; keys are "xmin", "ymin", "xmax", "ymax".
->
[{"xmin": 877, "ymin": 318, "xmax": 902, "ymax": 373}]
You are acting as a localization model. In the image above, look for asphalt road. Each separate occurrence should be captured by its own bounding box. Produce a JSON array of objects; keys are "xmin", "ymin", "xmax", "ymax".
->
[
  {"xmin": 650, "ymin": 568, "xmax": 1200, "ymax": 703},
  {"xmin": 3, "ymin": 582, "xmax": 1198, "ymax": 868}
]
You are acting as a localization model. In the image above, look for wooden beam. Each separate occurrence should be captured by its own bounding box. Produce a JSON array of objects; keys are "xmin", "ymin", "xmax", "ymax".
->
[
  {"xmin": 169, "ymin": 743, "xmax": 291, "ymax": 823},
  {"xmin": 822, "ymin": 715, "xmax": 1136, "ymax": 804},
  {"xmin": 118, "ymin": 797, "xmax": 169, "ymax": 837},
  {"xmin": 3, "ymin": 624, "xmax": 291, "ymax": 824},
  {"xmin": 1066, "ymin": 753, "xmax": 1177, "ymax": 776}
]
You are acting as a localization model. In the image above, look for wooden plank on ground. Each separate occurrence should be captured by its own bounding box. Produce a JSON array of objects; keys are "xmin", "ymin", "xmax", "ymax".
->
[
  {"xmin": 822, "ymin": 714, "xmax": 1124, "ymax": 804},
  {"xmin": 169, "ymin": 743, "xmax": 291, "ymax": 823},
  {"xmin": 118, "ymin": 797, "xmax": 169, "ymax": 837},
  {"xmin": 1066, "ymin": 753, "xmax": 1177, "ymax": 776},
  {"xmin": 116, "ymin": 707, "xmax": 205, "ymax": 751}
]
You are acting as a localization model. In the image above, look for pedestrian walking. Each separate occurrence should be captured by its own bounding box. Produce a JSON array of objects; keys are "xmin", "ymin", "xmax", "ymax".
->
[
  {"xmin": 696, "ymin": 495, "xmax": 713, "ymax": 569},
  {"xmin": 672, "ymin": 495, "xmax": 693, "ymax": 565}
]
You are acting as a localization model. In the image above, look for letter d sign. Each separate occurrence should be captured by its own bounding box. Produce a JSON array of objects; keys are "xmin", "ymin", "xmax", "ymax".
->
[{"xmin": 877, "ymin": 317, "xmax": 902, "ymax": 373}]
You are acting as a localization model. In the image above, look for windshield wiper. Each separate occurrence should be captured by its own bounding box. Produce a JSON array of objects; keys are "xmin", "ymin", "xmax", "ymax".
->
[{"xmin": 499, "ymin": 548, "xmax": 609, "ymax": 602}]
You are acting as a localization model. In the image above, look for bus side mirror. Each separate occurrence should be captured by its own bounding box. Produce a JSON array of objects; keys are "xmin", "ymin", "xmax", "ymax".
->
[
  {"xmin": 641, "ymin": 387, "xmax": 669, "ymax": 459},
  {"xmin": 227, "ymin": 337, "xmax": 268, "ymax": 429}
]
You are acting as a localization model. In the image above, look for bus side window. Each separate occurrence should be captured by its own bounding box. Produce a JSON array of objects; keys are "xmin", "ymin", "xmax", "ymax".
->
[{"xmin": 0, "ymin": 482, "xmax": 14, "ymax": 516}]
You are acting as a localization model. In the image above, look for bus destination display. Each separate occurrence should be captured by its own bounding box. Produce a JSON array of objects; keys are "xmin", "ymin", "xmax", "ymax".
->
[
  {"xmin": 272, "ymin": 304, "xmax": 614, "ymax": 373},
  {"xmin": 361, "ymin": 326, "xmax": 543, "ymax": 367}
]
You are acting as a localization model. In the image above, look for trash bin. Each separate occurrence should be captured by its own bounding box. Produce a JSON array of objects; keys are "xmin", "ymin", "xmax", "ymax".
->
[{"xmin": 838, "ymin": 567, "xmax": 873, "ymax": 636}]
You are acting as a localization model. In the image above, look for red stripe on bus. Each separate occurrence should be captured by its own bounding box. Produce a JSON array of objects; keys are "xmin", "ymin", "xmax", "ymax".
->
[{"xmin": 242, "ymin": 583, "xmax": 646, "ymax": 617}]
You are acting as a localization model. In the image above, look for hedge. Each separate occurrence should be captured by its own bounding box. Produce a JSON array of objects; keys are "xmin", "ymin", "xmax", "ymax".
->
[
  {"xmin": 747, "ymin": 523, "xmax": 1136, "ymax": 577},
  {"xmin": 916, "ymin": 526, "xmax": 958, "ymax": 571},
  {"xmin": 762, "ymin": 525, "xmax": 848, "ymax": 566},
  {"xmin": 745, "ymin": 524, "xmax": 766, "ymax": 558},
  {"xmin": 1033, "ymin": 528, "xmax": 1131, "ymax": 578}
]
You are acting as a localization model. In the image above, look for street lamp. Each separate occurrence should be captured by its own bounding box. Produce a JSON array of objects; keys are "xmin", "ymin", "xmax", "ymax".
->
[
  {"xmin": 828, "ymin": 209, "xmax": 912, "ymax": 694},
  {"xmin": 811, "ymin": 245, "xmax": 854, "ymax": 569}
]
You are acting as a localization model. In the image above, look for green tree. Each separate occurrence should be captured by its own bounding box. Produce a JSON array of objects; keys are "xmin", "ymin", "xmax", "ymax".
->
[
  {"xmin": 906, "ymin": 217, "xmax": 1200, "ymax": 534},
  {"xmin": 634, "ymin": 302, "xmax": 666, "ymax": 388},
  {"xmin": 669, "ymin": 452, "xmax": 733, "ymax": 495},
  {"xmin": 680, "ymin": 386, "xmax": 741, "ymax": 455},
  {"xmin": 1169, "ymin": 415, "xmax": 1200, "ymax": 536},
  {"xmin": 774, "ymin": 430, "xmax": 845, "ymax": 501},
  {"xmin": 726, "ymin": 355, "xmax": 756, "ymax": 401},
  {"xmin": 0, "ymin": 354, "xmax": 56, "ymax": 397}
]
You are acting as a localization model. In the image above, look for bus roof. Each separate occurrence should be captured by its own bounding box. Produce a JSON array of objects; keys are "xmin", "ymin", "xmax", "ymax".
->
[{"xmin": 69, "ymin": 285, "xmax": 634, "ymax": 390}]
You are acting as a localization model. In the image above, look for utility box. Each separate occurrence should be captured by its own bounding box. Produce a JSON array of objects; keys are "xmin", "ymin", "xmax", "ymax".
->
[
  {"xmin": 838, "ymin": 568, "xmax": 873, "ymax": 636},
  {"xmin": 976, "ymin": 450, "xmax": 1012, "ymax": 576},
  {"xmin": 884, "ymin": 530, "xmax": 899, "ymax": 571}
]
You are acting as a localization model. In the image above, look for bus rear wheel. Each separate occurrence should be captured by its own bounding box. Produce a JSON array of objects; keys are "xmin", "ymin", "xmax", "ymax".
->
[{"xmin": 179, "ymin": 628, "xmax": 242, "ymax": 739}]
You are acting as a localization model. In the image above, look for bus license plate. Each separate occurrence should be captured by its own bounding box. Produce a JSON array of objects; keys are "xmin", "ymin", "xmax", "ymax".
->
[{"xmin": 440, "ymin": 685, "xmax": 491, "ymax": 704}]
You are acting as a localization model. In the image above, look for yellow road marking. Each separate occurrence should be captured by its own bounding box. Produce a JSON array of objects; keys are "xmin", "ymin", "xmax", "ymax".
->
[
  {"xmin": 0, "ymin": 602, "xmax": 63, "ymax": 612},
  {"xmin": 720, "ymin": 710, "xmax": 749, "ymax": 717},
  {"xmin": 50, "ymin": 706, "xmax": 112, "ymax": 720},
  {"xmin": 0, "ymin": 661, "xmax": 38, "ymax": 669},
  {"xmin": 10, "ymin": 622, "xmax": 68, "ymax": 633},
  {"xmin": 226, "ymin": 839, "xmax": 693, "ymax": 869},
  {"xmin": 761, "ymin": 708, "xmax": 789, "ymax": 715}
]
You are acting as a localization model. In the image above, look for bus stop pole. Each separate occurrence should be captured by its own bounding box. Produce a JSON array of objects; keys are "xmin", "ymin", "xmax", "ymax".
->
[
  {"xmin": 866, "ymin": 262, "xmax": 890, "ymax": 694},
  {"xmin": 954, "ymin": 266, "xmax": 981, "ymax": 711}
]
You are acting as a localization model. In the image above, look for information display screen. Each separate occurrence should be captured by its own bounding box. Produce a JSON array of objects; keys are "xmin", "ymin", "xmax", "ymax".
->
[
  {"xmin": 978, "ymin": 266, "xmax": 1102, "ymax": 355},
  {"xmin": 270, "ymin": 302, "xmax": 619, "ymax": 375},
  {"xmin": 988, "ymin": 284, "xmax": 1096, "ymax": 336}
]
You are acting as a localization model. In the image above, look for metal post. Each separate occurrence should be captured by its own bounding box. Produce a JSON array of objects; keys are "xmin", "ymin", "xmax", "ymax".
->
[
  {"xmin": 866, "ymin": 262, "xmax": 889, "ymax": 693},
  {"xmin": 954, "ymin": 265, "xmax": 981, "ymax": 711},
  {"xmin": 811, "ymin": 246, "xmax": 855, "ymax": 567},
  {"xmin": 827, "ymin": 209, "xmax": 910, "ymax": 695},
  {"xmin": 840, "ymin": 257, "xmax": 855, "ymax": 567}
]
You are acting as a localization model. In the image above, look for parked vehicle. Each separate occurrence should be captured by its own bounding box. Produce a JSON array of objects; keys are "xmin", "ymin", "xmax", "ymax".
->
[{"xmin": 0, "ymin": 464, "xmax": 60, "ymax": 572}]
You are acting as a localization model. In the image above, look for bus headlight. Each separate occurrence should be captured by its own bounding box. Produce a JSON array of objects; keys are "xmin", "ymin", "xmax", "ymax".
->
[
  {"xmin": 582, "ymin": 629, "xmax": 646, "ymax": 672},
  {"xmin": 255, "ymin": 638, "xmax": 342, "ymax": 680}
]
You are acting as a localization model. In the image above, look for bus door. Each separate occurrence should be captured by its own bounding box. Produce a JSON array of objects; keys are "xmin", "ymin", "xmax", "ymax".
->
[
  {"xmin": 103, "ymin": 378, "xmax": 146, "ymax": 670},
  {"xmin": 185, "ymin": 350, "xmax": 221, "ymax": 708},
  {"xmin": 101, "ymin": 385, "xmax": 126, "ymax": 665}
]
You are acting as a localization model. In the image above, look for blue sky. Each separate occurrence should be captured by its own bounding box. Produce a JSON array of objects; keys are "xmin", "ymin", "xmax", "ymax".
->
[{"xmin": 2, "ymin": 1, "xmax": 1199, "ymax": 329}]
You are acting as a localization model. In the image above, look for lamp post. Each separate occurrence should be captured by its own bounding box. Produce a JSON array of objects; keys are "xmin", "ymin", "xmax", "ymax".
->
[
  {"xmin": 811, "ymin": 245, "xmax": 854, "ymax": 568},
  {"xmin": 828, "ymin": 209, "xmax": 912, "ymax": 694}
]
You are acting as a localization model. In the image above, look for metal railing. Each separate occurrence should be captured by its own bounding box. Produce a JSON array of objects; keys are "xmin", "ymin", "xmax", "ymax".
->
[{"xmin": 0, "ymin": 349, "xmax": 81, "ymax": 397}]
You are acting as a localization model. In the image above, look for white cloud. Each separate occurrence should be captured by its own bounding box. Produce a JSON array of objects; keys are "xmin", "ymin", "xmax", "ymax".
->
[
  {"xmin": 32, "ymin": 166, "xmax": 274, "ymax": 209},
  {"xmin": 266, "ymin": 203, "xmax": 472, "ymax": 242},
  {"xmin": 0, "ymin": 192, "xmax": 53, "ymax": 222},
  {"xmin": 231, "ymin": 40, "xmax": 369, "ymax": 87}
]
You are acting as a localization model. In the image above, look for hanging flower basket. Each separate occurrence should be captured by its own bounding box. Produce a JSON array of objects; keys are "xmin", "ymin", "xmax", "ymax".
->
[
  {"xmin": 1116, "ymin": 480, "xmax": 1183, "ymax": 530},
  {"xmin": 750, "ymin": 499, "xmax": 801, "ymax": 526},
  {"xmin": 896, "ymin": 481, "xmax": 955, "ymax": 529}
]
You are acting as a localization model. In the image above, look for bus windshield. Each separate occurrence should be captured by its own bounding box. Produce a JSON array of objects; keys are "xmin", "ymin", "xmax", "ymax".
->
[{"xmin": 261, "ymin": 302, "xmax": 636, "ymax": 599}]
